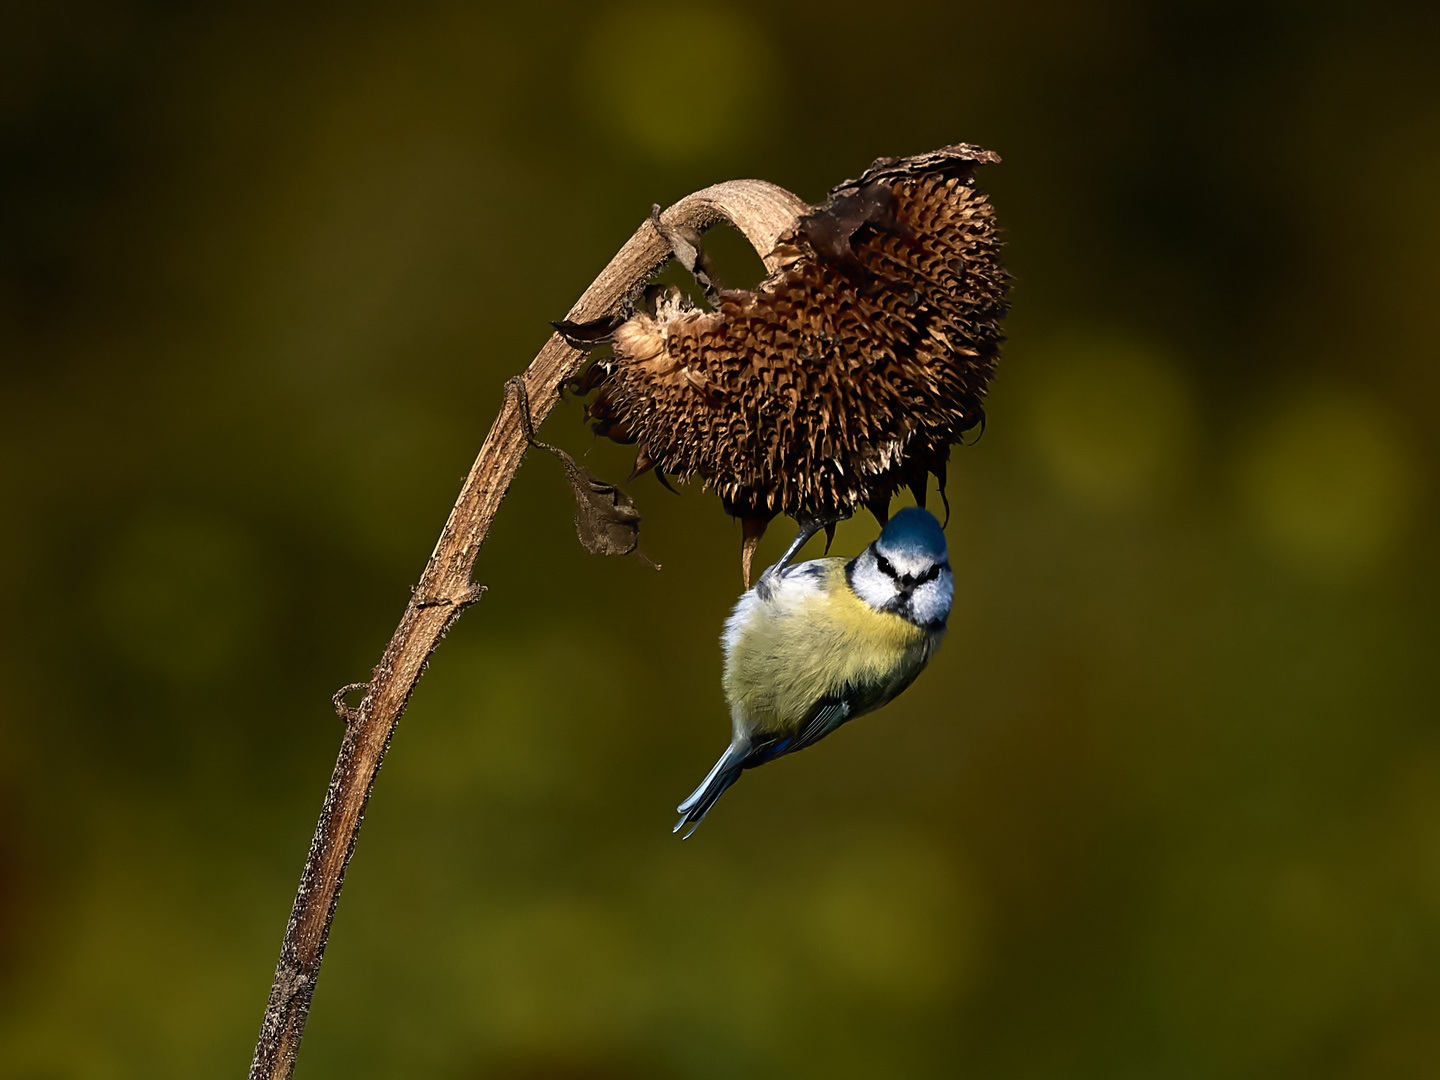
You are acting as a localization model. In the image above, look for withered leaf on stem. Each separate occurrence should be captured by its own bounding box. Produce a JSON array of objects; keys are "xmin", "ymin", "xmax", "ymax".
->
[
  {"xmin": 508, "ymin": 376, "xmax": 658, "ymax": 568},
  {"xmin": 798, "ymin": 180, "xmax": 898, "ymax": 261},
  {"xmin": 552, "ymin": 314, "xmax": 625, "ymax": 348},
  {"xmin": 649, "ymin": 204, "xmax": 721, "ymax": 302}
]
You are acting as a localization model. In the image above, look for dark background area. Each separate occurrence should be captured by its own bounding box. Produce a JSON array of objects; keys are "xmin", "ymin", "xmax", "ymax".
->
[{"xmin": 2, "ymin": 1, "xmax": 1437, "ymax": 1077}]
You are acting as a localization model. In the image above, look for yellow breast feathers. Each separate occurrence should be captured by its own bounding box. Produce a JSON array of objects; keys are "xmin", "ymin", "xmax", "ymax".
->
[{"xmin": 722, "ymin": 559, "xmax": 932, "ymax": 734}]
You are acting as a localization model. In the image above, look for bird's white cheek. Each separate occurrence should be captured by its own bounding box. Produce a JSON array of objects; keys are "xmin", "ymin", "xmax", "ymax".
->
[
  {"xmin": 850, "ymin": 560, "xmax": 898, "ymax": 610},
  {"xmin": 911, "ymin": 574, "xmax": 954, "ymax": 626}
]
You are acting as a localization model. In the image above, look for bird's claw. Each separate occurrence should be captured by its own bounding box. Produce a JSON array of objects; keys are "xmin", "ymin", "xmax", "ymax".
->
[{"xmin": 768, "ymin": 511, "xmax": 852, "ymax": 580}]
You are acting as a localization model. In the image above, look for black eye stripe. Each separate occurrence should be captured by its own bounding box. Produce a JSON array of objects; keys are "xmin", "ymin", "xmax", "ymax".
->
[
  {"xmin": 915, "ymin": 561, "xmax": 949, "ymax": 586},
  {"xmin": 875, "ymin": 552, "xmax": 947, "ymax": 586}
]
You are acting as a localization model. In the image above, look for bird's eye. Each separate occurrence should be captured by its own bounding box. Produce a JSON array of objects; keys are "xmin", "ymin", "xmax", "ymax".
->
[
  {"xmin": 875, "ymin": 552, "xmax": 898, "ymax": 579},
  {"xmin": 914, "ymin": 561, "xmax": 948, "ymax": 586}
]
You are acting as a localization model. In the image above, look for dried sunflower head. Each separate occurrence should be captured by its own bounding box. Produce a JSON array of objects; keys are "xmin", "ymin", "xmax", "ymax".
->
[{"xmin": 569, "ymin": 144, "xmax": 1009, "ymax": 576}]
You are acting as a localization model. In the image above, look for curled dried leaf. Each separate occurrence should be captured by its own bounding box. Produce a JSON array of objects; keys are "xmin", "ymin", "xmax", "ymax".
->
[
  {"xmin": 509, "ymin": 377, "xmax": 658, "ymax": 569},
  {"xmin": 552, "ymin": 314, "xmax": 625, "ymax": 349}
]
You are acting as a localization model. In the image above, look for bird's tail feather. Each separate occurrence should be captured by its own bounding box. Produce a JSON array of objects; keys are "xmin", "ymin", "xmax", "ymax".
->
[{"xmin": 674, "ymin": 744, "xmax": 747, "ymax": 838}]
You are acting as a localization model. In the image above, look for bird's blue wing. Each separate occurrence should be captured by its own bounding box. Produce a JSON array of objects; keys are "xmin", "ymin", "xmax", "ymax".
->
[
  {"xmin": 791, "ymin": 665, "xmax": 924, "ymax": 754},
  {"xmin": 793, "ymin": 697, "xmax": 853, "ymax": 752}
]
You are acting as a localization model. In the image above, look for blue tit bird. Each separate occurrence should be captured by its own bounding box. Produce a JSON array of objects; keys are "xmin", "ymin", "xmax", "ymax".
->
[{"xmin": 675, "ymin": 506, "xmax": 954, "ymax": 837}]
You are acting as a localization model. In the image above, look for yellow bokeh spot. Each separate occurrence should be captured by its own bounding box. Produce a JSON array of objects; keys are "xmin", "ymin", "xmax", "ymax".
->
[
  {"xmin": 1027, "ymin": 332, "xmax": 1197, "ymax": 508},
  {"xmin": 576, "ymin": 4, "xmax": 775, "ymax": 161},
  {"xmin": 1238, "ymin": 388, "xmax": 1416, "ymax": 574}
]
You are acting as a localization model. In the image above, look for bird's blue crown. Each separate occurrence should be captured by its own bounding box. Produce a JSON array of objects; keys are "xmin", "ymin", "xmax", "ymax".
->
[{"xmin": 877, "ymin": 506, "xmax": 948, "ymax": 561}]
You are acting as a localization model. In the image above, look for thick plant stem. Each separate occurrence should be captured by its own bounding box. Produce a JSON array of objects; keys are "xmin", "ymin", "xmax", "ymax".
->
[{"xmin": 247, "ymin": 180, "xmax": 806, "ymax": 1080}]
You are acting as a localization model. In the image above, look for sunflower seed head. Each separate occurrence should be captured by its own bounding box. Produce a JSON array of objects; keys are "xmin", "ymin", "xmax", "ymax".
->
[{"xmin": 580, "ymin": 144, "xmax": 1009, "ymax": 558}]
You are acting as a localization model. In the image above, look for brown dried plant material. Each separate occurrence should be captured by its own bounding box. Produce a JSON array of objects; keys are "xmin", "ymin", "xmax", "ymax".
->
[
  {"xmin": 508, "ymin": 376, "xmax": 657, "ymax": 568},
  {"xmin": 250, "ymin": 178, "xmax": 805, "ymax": 1080},
  {"xmin": 575, "ymin": 144, "xmax": 1009, "ymax": 567}
]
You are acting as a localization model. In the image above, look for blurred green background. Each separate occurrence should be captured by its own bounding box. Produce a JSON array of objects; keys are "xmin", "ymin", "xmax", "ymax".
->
[{"xmin": 2, "ymin": 0, "xmax": 1437, "ymax": 1077}]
